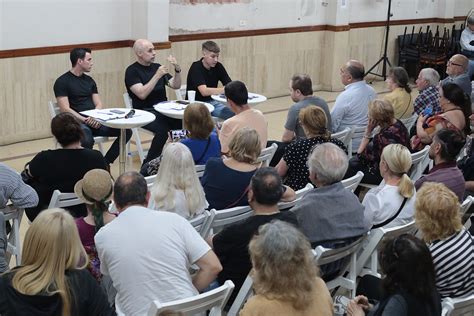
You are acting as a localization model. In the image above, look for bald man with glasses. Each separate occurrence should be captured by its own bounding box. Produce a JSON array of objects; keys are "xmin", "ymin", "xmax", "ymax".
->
[{"xmin": 441, "ymin": 54, "xmax": 472, "ymax": 97}]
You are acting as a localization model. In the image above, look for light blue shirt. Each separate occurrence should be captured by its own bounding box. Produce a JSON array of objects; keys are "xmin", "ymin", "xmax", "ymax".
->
[{"xmin": 331, "ymin": 80, "xmax": 376, "ymax": 150}]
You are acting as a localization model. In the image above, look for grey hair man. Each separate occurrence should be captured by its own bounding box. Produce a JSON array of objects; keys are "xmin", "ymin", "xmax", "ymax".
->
[
  {"xmin": 291, "ymin": 143, "xmax": 368, "ymax": 247},
  {"xmin": 414, "ymin": 68, "xmax": 441, "ymax": 115},
  {"xmin": 461, "ymin": 16, "xmax": 474, "ymax": 59},
  {"xmin": 441, "ymin": 54, "xmax": 472, "ymax": 97},
  {"xmin": 95, "ymin": 172, "xmax": 222, "ymax": 315},
  {"xmin": 331, "ymin": 60, "xmax": 377, "ymax": 151}
]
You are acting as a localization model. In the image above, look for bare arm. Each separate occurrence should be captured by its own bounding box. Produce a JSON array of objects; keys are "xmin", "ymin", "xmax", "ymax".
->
[
  {"xmin": 415, "ymin": 115, "xmax": 432, "ymax": 144},
  {"xmin": 192, "ymin": 250, "xmax": 222, "ymax": 291},
  {"xmin": 466, "ymin": 181, "xmax": 474, "ymax": 192},
  {"xmin": 56, "ymin": 96, "xmax": 87, "ymax": 122},
  {"xmin": 197, "ymin": 84, "xmax": 225, "ymax": 97},
  {"xmin": 281, "ymin": 128, "xmax": 295, "ymax": 143},
  {"xmin": 357, "ymin": 119, "xmax": 376, "ymax": 154},
  {"xmin": 92, "ymin": 93, "xmax": 103, "ymax": 109},
  {"xmin": 129, "ymin": 66, "xmax": 168, "ymax": 100},
  {"xmin": 275, "ymin": 159, "xmax": 289, "ymax": 178}
]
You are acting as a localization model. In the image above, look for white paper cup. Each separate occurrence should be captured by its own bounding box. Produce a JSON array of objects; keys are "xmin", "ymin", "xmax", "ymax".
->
[{"xmin": 188, "ymin": 90, "xmax": 196, "ymax": 102}]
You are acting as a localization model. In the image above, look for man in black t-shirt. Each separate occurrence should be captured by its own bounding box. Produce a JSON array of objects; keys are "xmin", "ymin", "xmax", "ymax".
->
[
  {"xmin": 186, "ymin": 41, "xmax": 233, "ymax": 120},
  {"xmin": 125, "ymin": 39, "xmax": 183, "ymax": 163},
  {"xmin": 53, "ymin": 48, "xmax": 131, "ymax": 165},
  {"xmin": 207, "ymin": 167, "xmax": 298, "ymax": 304}
]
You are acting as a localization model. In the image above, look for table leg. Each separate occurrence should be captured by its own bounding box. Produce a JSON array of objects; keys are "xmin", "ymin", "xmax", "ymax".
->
[{"xmin": 119, "ymin": 129, "xmax": 126, "ymax": 174}]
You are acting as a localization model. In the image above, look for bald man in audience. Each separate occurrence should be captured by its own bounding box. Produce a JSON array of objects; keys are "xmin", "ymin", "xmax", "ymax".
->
[
  {"xmin": 125, "ymin": 39, "xmax": 183, "ymax": 164},
  {"xmin": 219, "ymin": 80, "xmax": 268, "ymax": 155},
  {"xmin": 331, "ymin": 60, "xmax": 376, "ymax": 151},
  {"xmin": 441, "ymin": 54, "xmax": 472, "ymax": 97}
]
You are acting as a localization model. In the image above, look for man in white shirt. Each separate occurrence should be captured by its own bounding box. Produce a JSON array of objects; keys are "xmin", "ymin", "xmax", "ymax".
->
[
  {"xmin": 95, "ymin": 172, "xmax": 222, "ymax": 315},
  {"xmin": 331, "ymin": 60, "xmax": 376, "ymax": 152}
]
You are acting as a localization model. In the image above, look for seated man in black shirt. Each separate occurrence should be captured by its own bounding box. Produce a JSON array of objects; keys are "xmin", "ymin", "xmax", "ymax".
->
[
  {"xmin": 125, "ymin": 39, "xmax": 183, "ymax": 163},
  {"xmin": 207, "ymin": 167, "xmax": 297, "ymax": 304},
  {"xmin": 186, "ymin": 41, "xmax": 234, "ymax": 120},
  {"xmin": 54, "ymin": 48, "xmax": 131, "ymax": 166}
]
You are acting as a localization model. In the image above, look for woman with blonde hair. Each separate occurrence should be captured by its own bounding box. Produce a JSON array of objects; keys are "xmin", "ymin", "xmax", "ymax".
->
[
  {"xmin": 345, "ymin": 99, "xmax": 410, "ymax": 185},
  {"xmin": 202, "ymin": 127, "xmax": 261, "ymax": 210},
  {"xmin": 150, "ymin": 142, "xmax": 208, "ymax": 219},
  {"xmin": 363, "ymin": 144, "xmax": 416, "ymax": 228},
  {"xmin": 240, "ymin": 220, "xmax": 333, "ymax": 316},
  {"xmin": 276, "ymin": 106, "xmax": 346, "ymax": 190},
  {"xmin": 0, "ymin": 208, "xmax": 114, "ymax": 315},
  {"xmin": 415, "ymin": 182, "xmax": 474, "ymax": 298}
]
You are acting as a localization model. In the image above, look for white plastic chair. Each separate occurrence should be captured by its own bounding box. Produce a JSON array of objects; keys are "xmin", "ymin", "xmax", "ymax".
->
[
  {"xmin": 460, "ymin": 195, "xmax": 474, "ymax": 224},
  {"xmin": 356, "ymin": 221, "xmax": 416, "ymax": 278},
  {"xmin": 210, "ymin": 206, "xmax": 254, "ymax": 233},
  {"xmin": 442, "ymin": 295, "xmax": 474, "ymax": 316},
  {"xmin": 349, "ymin": 125, "xmax": 367, "ymax": 156},
  {"xmin": 278, "ymin": 183, "xmax": 313, "ymax": 210},
  {"xmin": 341, "ymin": 171, "xmax": 364, "ymax": 193},
  {"xmin": 256, "ymin": 143, "xmax": 278, "ymax": 167},
  {"xmin": 2, "ymin": 206, "xmax": 24, "ymax": 265},
  {"xmin": 313, "ymin": 234, "xmax": 367, "ymax": 298},
  {"xmin": 227, "ymin": 275, "xmax": 254, "ymax": 316},
  {"xmin": 400, "ymin": 113, "xmax": 418, "ymax": 131},
  {"xmin": 174, "ymin": 84, "xmax": 187, "ymax": 101},
  {"xmin": 189, "ymin": 210, "xmax": 215, "ymax": 239},
  {"xmin": 48, "ymin": 190, "xmax": 82, "ymax": 209},
  {"xmin": 145, "ymin": 174, "xmax": 157, "ymax": 189},
  {"xmin": 147, "ymin": 280, "xmax": 235, "ymax": 316},
  {"xmin": 48, "ymin": 101, "xmax": 109, "ymax": 154},
  {"xmin": 331, "ymin": 127, "xmax": 354, "ymax": 153},
  {"xmin": 195, "ymin": 164, "xmax": 206, "ymax": 178},
  {"xmin": 409, "ymin": 145, "xmax": 430, "ymax": 182}
]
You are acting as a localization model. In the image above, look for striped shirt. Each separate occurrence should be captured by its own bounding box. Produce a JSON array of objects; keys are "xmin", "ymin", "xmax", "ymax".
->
[
  {"xmin": 429, "ymin": 228, "xmax": 474, "ymax": 298},
  {"xmin": 0, "ymin": 163, "xmax": 38, "ymax": 209}
]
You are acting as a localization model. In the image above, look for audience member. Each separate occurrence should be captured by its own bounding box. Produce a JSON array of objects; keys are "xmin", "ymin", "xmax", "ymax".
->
[
  {"xmin": 125, "ymin": 39, "xmax": 182, "ymax": 163},
  {"xmin": 202, "ymin": 128, "xmax": 261, "ymax": 210},
  {"xmin": 276, "ymin": 106, "xmax": 346, "ymax": 190},
  {"xmin": 0, "ymin": 208, "xmax": 114, "ymax": 315},
  {"xmin": 291, "ymin": 143, "xmax": 368, "ymax": 247},
  {"xmin": 347, "ymin": 234, "xmax": 441, "ymax": 316},
  {"xmin": 412, "ymin": 82, "xmax": 471, "ymax": 151},
  {"xmin": 415, "ymin": 129, "xmax": 466, "ymax": 201},
  {"xmin": 74, "ymin": 169, "xmax": 116, "ymax": 282},
  {"xmin": 240, "ymin": 220, "xmax": 333, "ymax": 316},
  {"xmin": 415, "ymin": 182, "xmax": 474, "ymax": 298},
  {"xmin": 441, "ymin": 54, "xmax": 472, "ymax": 97},
  {"xmin": 0, "ymin": 213, "xmax": 6, "ymax": 273},
  {"xmin": 149, "ymin": 143, "xmax": 208, "ymax": 219},
  {"xmin": 218, "ymin": 81, "xmax": 267, "ymax": 155},
  {"xmin": 268, "ymin": 74, "xmax": 331, "ymax": 165},
  {"xmin": 414, "ymin": 68, "xmax": 441, "ymax": 115},
  {"xmin": 208, "ymin": 168, "xmax": 297, "ymax": 304},
  {"xmin": 186, "ymin": 40, "xmax": 233, "ymax": 119},
  {"xmin": 332, "ymin": 60, "xmax": 376, "ymax": 151},
  {"xmin": 25, "ymin": 112, "xmax": 108, "ymax": 221},
  {"xmin": 54, "ymin": 47, "xmax": 131, "ymax": 165},
  {"xmin": 345, "ymin": 99, "xmax": 410, "ymax": 185},
  {"xmin": 461, "ymin": 16, "xmax": 474, "ymax": 59},
  {"xmin": 95, "ymin": 172, "xmax": 221, "ymax": 315},
  {"xmin": 383, "ymin": 67, "xmax": 413, "ymax": 119},
  {"xmin": 363, "ymin": 144, "xmax": 416, "ymax": 228},
  {"xmin": 0, "ymin": 162, "xmax": 38, "ymax": 210}
]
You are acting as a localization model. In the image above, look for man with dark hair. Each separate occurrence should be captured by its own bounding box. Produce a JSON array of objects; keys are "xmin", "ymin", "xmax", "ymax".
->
[
  {"xmin": 186, "ymin": 40, "xmax": 233, "ymax": 119},
  {"xmin": 415, "ymin": 129, "xmax": 466, "ymax": 201},
  {"xmin": 331, "ymin": 60, "xmax": 376, "ymax": 151},
  {"xmin": 125, "ymin": 39, "xmax": 183, "ymax": 164},
  {"xmin": 54, "ymin": 48, "xmax": 131, "ymax": 165},
  {"xmin": 218, "ymin": 80, "xmax": 267, "ymax": 154},
  {"xmin": 95, "ymin": 171, "xmax": 222, "ymax": 315},
  {"xmin": 207, "ymin": 167, "xmax": 297, "ymax": 303}
]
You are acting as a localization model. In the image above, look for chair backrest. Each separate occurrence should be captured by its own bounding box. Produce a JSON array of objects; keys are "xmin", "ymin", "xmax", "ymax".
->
[
  {"xmin": 147, "ymin": 280, "xmax": 235, "ymax": 316},
  {"xmin": 48, "ymin": 100, "xmax": 60, "ymax": 119},
  {"xmin": 278, "ymin": 183, "xmax": 313, "ymax": 210},
  {"xmin": 314, "ymin": 235, "xmax": 366, "ymax": 266},
  {"xmin": 123, "ymin": 92, "xmax": 132, "ymax": 109},
  {"xmin": 341, "ymin": 171, "xmax": 364, "ymax": 193},
  {"xmin": 174, "ymin": 84, "xmax": 187, "ymax": 101},
  {"xmin": 195, "ymin": 164, "xmax": 205, "ymax": 178},
  {"xmin": 227, "ymin": 275, "xmax": 254, "ymax": 316},
  {"xmin": 189, "ymin": 210, "xmax": 215, "ymax": 239},
  {"xmin": 350, "ymin": 125, "xmax": 367, "ymax": 155},
  {"xmin": 409, "ymin": 145, "xmax": 430, "ymax": 181},
  {"xmin": 48, "ymin": 190, "xmax": 82, "ymax": 209},
  {"xmin": 145, "ymin": 174, "xmax": 157, "ymax": 189},
  {"xmin": 400, "ymin": 113, "xmax": 418, "ymax": 131},
  {"xmin": 460, "ymin": 195, "xmax": 474, "ymax": 224},
  {"xmin": 442, "ymin": 295, "xmax": 474, "ymax": 316},
  {"xmin": 1, "ymin": 206, "xmax": 24, "ymax": 266},
  {"xmin": 210, "ymin": 205, "xmax": 254, "ymax": 232},
  {"xmin": 331, "ymin": 127, "xmax": 353, "ymax": 151},
  {"xmin": 256, "ymin": 143, "xmax": 278, "ymax": 167}
]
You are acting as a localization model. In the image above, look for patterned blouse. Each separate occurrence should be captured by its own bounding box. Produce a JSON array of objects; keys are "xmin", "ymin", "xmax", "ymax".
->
[
  {"xmin": 411, "ymin": 113, "xmax": 463, "ymax": 151},
  {"xmin": 358, "ymin": 119, "xmax": 410, "ymax": 174},
  {"xmin": 283, "ymin": 136, "xmax": 347, "ymax": 190}
]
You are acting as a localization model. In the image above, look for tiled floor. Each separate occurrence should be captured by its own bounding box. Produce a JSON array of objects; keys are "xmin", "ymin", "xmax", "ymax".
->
[{"xmin": 1, "ymin": 80, "xmax": 405, "ymax": 267}]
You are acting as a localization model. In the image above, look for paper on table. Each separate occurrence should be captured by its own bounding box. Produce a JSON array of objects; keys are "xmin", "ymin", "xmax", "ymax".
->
[
  {"xmin": 156, "ymin": 102, "xmax": 187, "ymax": 111},
  {"xmin": 81, "ymin": 110, "xmax": 126, "ymax": 121}
]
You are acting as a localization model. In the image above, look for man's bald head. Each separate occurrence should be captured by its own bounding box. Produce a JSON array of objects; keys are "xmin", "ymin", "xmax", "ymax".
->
[
  {"xmin": 132, "ymin": 39, "xmax": 155, "ymax": 65},
  {"xmin": 133, "ymin": 39, "xmax": 152, "ymax": 55},
  {"xmin": 447, "ymin": 54, "xmax": 469, "ymax": 76}
]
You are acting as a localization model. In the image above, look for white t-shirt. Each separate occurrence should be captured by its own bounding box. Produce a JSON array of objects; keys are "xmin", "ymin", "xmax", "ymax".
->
[
  {"xmin": 362, "ymin": 181, "xmax": 416, "ymax": 228},
  {"xmin": 95, "ymin": 205, "xmax": 211, "ymax": 315}
]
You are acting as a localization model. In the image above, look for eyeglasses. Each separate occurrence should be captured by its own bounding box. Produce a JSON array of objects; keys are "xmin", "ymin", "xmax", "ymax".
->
[{"xmin": 447, "ymin": 60, "xmax": 463, "ymax": 67}]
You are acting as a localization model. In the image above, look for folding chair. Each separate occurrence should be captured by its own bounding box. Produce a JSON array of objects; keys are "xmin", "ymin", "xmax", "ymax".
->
[
  {"xmin": 349, "ymin": 125, "xmax": 367, "ymax": 157},
  {"xmin": 195, "ymin": 164, "xmax": 206, "ymax": 178},
  {"xmin": 147, "ymin": 280, "xmax": 234, "ymax": 316},
  {"xmin": 227, "ymin": 275, "xmax": 254, "ymax": 316},
  {"xmin": 341, "ymin": 171, "xmax": 364, "ymax": 193},
  {"xmin": 256, "ymin": 143, "xmax": 278, "ymax": 167},
  {"xmin": 145, "ymin": 174, "xmax": 157, "ymax": 189},
  {"xmin": 48, "ymin": 190, "xmax": 82, "ymax": 209},
  {"xmin": 189, "ymin": 210, "xmax": 215, "ymax": 239},
  {"xmin": 278, "ymin": 183, "xmax": 313, "ymax": 211},
  {"xmin": 174, "ymin": 84, "xmax": 187, "ymax": 101},
  {"xmin": 460, "ymin": 196, "xmax": 474, "ymax": 225},
  {"xmin": 409, "ymin": 145, "xmax": 430, "ymax": 182},
  {"xmin": 210, "ymin": 206, "xmax": 254, "ymax": 234},
  {"xmin": 400, "ymin": 113, "xmax": 418, "ymax": 132},
  {"xmin": 313, "ymin": 234, "xmax": 367, "ymax": 298},
  {"xmin": 331, "ymin": 127, "xmax": 354, "ymax": 153},
  {"xmin": 442, "ymin": 295, "xmax": 474, "ymax": 316},
  {"xmin": 2, "ymin": 206, "xmax": 24, "ymax": 266}
]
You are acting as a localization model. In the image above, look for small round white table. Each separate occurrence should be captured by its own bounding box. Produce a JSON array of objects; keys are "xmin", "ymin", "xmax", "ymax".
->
[
  {"xmin": 211, "ymin": 92, "xmax": 267, "ymax": 105},
  {"xmin": 81, "ymin": 108, "xmax": 155, "ymax": 174},
  {"xmin": 153, "ymin": 101, "xmax": 214, "ymax": 120}
]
